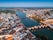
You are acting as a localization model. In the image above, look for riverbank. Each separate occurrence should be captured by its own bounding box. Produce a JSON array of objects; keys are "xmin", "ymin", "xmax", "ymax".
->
[{"xmin": 16, "ymin": 10, "xmax": 53, "ymax": 40}]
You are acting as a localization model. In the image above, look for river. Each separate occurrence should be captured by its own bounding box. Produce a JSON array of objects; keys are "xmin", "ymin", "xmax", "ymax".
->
[{"xmin": 16, "ymin": 11, "xmax": 53, "ymax": 40}]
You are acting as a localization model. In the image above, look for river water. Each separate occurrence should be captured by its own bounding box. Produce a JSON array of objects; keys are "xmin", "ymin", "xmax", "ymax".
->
[{"xmin": 16, "ymin": 11, "xmax": 53, "ymax": 40}]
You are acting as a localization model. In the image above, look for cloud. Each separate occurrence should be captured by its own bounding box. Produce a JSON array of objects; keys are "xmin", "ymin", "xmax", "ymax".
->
[{"xmin": 0, "ymin": 2, "xmax": 53, "ymax": 7}]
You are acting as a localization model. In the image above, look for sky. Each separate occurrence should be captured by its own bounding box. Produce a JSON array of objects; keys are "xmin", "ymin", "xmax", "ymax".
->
[{"xmin": 0, "ymin": 0, "xmax": 53, "ymax": 7}]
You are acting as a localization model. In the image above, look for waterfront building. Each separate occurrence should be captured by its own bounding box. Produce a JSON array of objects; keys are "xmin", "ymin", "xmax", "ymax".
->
[{"xmin": 0, "ymin": 10, "xmax": 37, "ymax": 40}]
